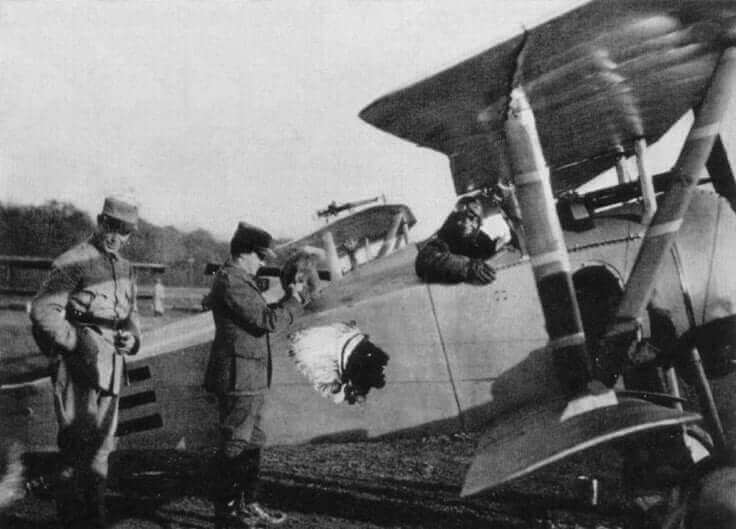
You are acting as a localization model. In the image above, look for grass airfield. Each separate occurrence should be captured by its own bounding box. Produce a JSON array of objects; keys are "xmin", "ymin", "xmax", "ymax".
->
[
  {"xmin": 2, "ymin": 291, "xmax": 644, "ymax": 529},
  {"xmin": 6, "ymin": 435, "xmax": 638, "ymax": 529}
]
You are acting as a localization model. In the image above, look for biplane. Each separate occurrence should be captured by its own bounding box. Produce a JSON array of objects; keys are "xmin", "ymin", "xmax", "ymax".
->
[{"xmin": 3, "ymin": 0, "xmax": 736, "ymax": 525}]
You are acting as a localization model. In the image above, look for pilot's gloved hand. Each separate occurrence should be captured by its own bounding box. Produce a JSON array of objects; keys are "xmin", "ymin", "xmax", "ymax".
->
[{"xmin": 467, "ymin": 259, "xmax": 496, "ymax": 285}]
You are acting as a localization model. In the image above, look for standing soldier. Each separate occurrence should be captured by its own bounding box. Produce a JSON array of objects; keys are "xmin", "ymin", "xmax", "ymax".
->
[
  {"xmin": 30, "ymin": 195, "xmax": 141, "ymax": 529},
  {"xmin": 204, "ymin": 222, "xmax": 310, "ymax": 529},
  {"xmin": 153, "ymin": 276, "xmax": 166, "ymax": 316}
]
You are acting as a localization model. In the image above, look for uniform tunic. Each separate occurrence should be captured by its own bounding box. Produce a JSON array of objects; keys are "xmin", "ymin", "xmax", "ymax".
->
[
  {"xmin": 204, "ymin": 259, "xmax": 302, "ymax": 452},
  {"xmin": 30, "ymin": 235, "xmax": 140, "ymax": 478},
  {"xmin": 415, "ymin": 229, "xmax": 497, "ymax": 283}
]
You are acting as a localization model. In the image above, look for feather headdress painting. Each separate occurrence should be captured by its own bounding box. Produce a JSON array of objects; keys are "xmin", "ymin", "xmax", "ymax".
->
[{"xmin": 288, "ymin": 321, "xmax": 389, "ymax": 404}]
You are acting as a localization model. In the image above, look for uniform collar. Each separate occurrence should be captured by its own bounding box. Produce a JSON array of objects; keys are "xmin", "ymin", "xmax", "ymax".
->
[{"xmin": 223, "ymin": 258, "xmax": 257, "ymax": 285}]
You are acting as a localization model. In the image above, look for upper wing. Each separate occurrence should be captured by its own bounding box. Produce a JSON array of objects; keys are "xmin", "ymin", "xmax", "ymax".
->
[{"xmin": 360, "ymin": 0, "xmax": 736, "ymax": 195}]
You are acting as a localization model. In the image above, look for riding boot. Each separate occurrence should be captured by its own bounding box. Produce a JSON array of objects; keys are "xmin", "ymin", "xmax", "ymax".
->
[
  {"xmin": 55, "ymin": 466, "xmax": 85, "ymax": 529},
  {"xmin": 214, "ymin": 497, "xmax": 248, "ymax": 529},
  {"xmin": 237, "ymin": 449, "xmax": 261, "ymax": 505},
  {"xmin": 83, "ymin": 473, "xmax": 108, "ymax": 529},
  {"xmin": 236, "ymin": 449, "xmax": 287, "ymax": 525},
  {"xmin": 212, "ymin": 453, "xmax": 248, "ymax": 529}
]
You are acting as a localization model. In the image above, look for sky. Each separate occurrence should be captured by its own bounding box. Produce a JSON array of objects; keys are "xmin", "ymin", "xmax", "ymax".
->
[{"xmin": 0, "ymin": 0, "xmax": 699, "ymax": 243}]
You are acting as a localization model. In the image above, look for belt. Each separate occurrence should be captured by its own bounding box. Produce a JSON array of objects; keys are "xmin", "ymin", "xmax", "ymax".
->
[{"xmin": 73, "ymin": 315, "xmax": 128, "ymax": 331}]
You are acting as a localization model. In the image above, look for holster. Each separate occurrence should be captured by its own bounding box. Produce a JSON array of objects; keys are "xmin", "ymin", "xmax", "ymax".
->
[{"xmin": 65, "ymin": 325, "xmax": 121, "ymax": 395}]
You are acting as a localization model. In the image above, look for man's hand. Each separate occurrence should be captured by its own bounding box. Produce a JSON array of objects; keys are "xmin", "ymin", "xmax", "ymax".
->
[
  {"xmin": 288, "ymin": 280, "xmax": 310, "ymax": 305},
  {"xmin": 491, "ymin": 181, "xmax": 513, "ymax": 204},
  {"xmin": 467, "ymin": 259, "xmax": 496, "ymax": 285},
  {"xmin": 115, "ymin": 330, "xmax": 138, "ymax": 355}
]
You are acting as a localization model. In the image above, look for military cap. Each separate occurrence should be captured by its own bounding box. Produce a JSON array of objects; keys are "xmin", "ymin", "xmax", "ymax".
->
[
  {"xmin": 230, "ymin": 222, "xmax": 277, "ymax": 259},
  {"xmin": 100, "ymin": 195, "xmax": 139, "ymax": 231}
]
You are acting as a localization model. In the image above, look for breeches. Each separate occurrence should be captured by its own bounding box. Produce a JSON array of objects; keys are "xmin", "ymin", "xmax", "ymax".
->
[
  {"xmin": 217, "ymin": 393, "xmax": 266, "ymax": 458},
  {"xmin": 54, "ymin": 359, "xmax": 119, "ymax": 478}
]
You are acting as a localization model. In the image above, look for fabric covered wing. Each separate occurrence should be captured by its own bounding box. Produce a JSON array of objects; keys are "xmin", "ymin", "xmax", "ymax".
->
[{"xmin": 360, "ymin": 0, "xmax": 736, "ymax": 195}]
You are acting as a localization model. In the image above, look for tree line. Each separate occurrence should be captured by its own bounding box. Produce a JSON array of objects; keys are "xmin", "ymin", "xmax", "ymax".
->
[{"xmin": 1, "ymin": 200, "xmax": 230, "ymax": 287}]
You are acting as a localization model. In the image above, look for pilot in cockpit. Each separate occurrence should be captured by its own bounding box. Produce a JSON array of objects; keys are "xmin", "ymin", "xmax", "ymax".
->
[{"xmin": 415, "ymin": 193, "xmax": 513, "ymax": 285}]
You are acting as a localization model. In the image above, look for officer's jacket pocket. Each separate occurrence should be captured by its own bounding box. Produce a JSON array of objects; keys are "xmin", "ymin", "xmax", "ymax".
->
[
  {"xmin": 232, "ymin": 334, "xmax": 267, "ymax": 360},
  {"xmin": 204, "ymin": 349, "xmax": 228, "ymax": 394},
  {"xmin": 232, "ymin": 355, "xmax": 268, "ymax": 393},
  {"xmin": 68, "ymin": 326, "xmax": 117, "ymax": 393}
]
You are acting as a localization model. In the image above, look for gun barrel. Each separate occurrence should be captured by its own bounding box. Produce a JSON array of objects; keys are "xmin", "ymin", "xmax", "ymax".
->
[
  {"xmin": 317, "ymin": 196, "xmax": 381, "ymax": 218},
  {"xmin": 348, "ymin": 196, "xmax": 380, "ymax": 208}
]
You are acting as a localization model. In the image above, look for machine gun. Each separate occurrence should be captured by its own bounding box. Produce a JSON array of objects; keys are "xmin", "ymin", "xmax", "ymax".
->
[{"xmin": 316, "ymin": 196, "xmax": 382, "ymax": 220}]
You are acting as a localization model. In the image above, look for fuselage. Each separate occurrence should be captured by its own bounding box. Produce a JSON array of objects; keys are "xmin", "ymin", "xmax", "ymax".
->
[{"xmin": 2, "ymin": 187, "xmax": 736, "ymax": 453}]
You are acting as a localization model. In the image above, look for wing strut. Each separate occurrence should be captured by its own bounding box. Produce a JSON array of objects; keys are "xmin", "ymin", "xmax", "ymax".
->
[
  {"xmin": 377, "ymin": 212, "xmax": 406, "ymax": 258},
  {"xmin": 604, "ymin": 47, "xmax": 736, "ymax": 372},
  {"xmin": 615, "ymin": 147, "xmax": 629, "ymax": 185},
  {"xmin": 634, "ymin": 138, "xmax": 657, "ymax": 225},
  {"xmin": 461, "ymin": 85, "xmax": 701, "ymax": 498},
  {"xmin": 504, "ymin": 87, "xmax": 603, "ymax": 405},
  {"xmin": 321, "ymin": 231, "xmax": 342, "ymax": 281}
]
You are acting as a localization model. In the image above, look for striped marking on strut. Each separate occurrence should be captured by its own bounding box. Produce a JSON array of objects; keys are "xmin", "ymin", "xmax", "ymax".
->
[
  {"xmin": 548, "ymin": 332, "xmax": 586, "ymax": 350},
  {"xmin": 688, "ymin": 123, "xmax": 720, "ymax": 141},
  {"xmin": 531, "ymin": 249, "xmax": 570, "ymax": 271},
  {"xmin": 647, "ymin": 219, "xmax": 683, "ymax": 238},
  {"xmin": 514, "ymin": 169, "xmax": 544, "ymax": 185}
]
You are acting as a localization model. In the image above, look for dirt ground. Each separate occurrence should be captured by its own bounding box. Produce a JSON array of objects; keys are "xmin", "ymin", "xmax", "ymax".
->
[
  {"xmin": 1, "ymin": 305, "xmax": 651, "ymax": 529},
  {"xmin": 2, "ymin": 433, "xmax": 648, "ymax": 529}
]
